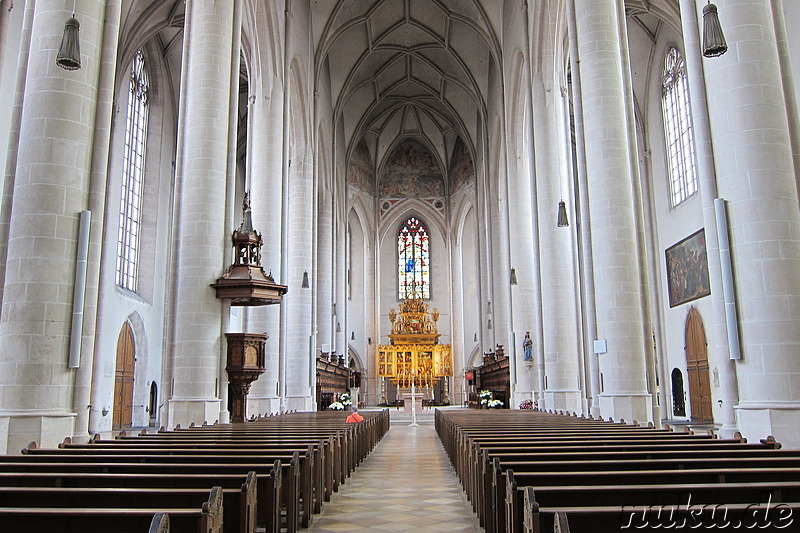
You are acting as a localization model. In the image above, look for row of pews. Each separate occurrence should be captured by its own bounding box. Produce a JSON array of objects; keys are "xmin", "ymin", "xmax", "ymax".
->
[
  {"xmin": 0, "ymin": 409, "xmax": 389, "ymax": 532},
  {"xmin": 436, "ymin": 409, "xmax": 800, "ymax": 532}
]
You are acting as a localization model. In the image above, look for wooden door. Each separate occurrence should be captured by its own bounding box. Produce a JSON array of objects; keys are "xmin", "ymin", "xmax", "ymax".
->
[
  {"xmin": 113, "ymin": 322, "xmax": 136, "ymax": 430},
  {"xmin": 685, "ymin": 308, "xmax": 713, "ymax": 423}
]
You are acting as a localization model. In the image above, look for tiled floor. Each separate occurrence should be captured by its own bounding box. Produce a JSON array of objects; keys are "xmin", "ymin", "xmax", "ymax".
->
[{"xmin": 306, "ymin": 419, "xmax": 483, "ymax": 532}]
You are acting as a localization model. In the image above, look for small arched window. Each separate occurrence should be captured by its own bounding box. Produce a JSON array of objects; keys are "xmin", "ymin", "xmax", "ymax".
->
[
  {"xmin": 116, "ymin": 49, "xmax": 149, "ymax": 291},
  {"xmin": 661, "ymin": 46, "xmax": 698, "ymax": 207},
  {"xmin": 397, "ymin": 217, "xmax": 430, "ymax": 299}
]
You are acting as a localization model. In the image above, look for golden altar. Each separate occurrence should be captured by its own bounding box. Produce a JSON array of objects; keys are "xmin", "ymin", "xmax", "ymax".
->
[{"xmin": 377, "ymin": 299, "xmax": 453, "ymax": 395}]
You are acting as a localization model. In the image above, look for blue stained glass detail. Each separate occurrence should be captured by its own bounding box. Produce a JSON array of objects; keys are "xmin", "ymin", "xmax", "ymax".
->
[{"xmin": 397, "ymin": 217, "xmax": 430, "ymax": 299}]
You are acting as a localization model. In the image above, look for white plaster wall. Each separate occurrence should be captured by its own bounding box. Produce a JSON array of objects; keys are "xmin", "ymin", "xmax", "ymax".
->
[
  {"xmin": 631, "ymin": 17, "xmax": 713, "ymax": 422},
  {"xmin": 92, "ymin": 45, "xmax": 178, "ymax": 432}
]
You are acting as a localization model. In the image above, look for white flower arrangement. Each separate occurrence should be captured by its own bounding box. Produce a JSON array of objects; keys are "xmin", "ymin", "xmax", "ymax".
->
[
  {"xmin": 479, "ymin": 390, "xmax": 492, "ymax": 405},
  {"xmin": 328, "ymin": 402, "xmax": 344, "ymax": 410},
  {"xmin": 488, "ymin": 399, "xmax": 503, "ymax": 409},
  {"xmin": 339, "ymin": 393, "xmax": 352, "ymax": 406}
]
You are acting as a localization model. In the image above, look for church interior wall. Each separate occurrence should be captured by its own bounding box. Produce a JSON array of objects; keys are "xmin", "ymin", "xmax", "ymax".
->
[
  {"xmin": 89, "ymin": 34, "xmax": 180, "ymax": 434},
  {"xmin": 2, "ymin": 0, "xmax": 800, "ymax": 449},
  {"xmin": 0, "ymin": 1, "xmax": 23, "ymax": 186},
  {"xmin": 641, "ymin": 29, "xmax": 710, "ymax": 423}
]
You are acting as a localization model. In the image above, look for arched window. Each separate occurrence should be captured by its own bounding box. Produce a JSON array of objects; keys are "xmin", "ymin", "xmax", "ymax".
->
[
  {"xmin": 116, "ymin": 49, "xmax": 149, "ymax": 291},
  {"xmin": 397, "ymin": 217, "xmax": 430, "ymax": 299},
  {"xmin": 661, "ymin": 46, "xmax": 698, "ymax": 207}
]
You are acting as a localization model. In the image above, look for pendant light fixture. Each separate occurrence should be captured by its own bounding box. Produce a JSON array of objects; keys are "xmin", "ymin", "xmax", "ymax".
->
[
  {"xmin": 557, "ymin": 200, "xmax": 569, "ymax": 227},
  {"xmin": 56, "ymin": 1, "xmax": 81, "ymax": 71},
  {"xmin": 702, "ymin": 2, "xmax": 728, "ymax": 58}
]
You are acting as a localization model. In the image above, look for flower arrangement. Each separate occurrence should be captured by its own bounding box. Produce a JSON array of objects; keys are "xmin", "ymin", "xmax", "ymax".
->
[
  {"xmin": 479, "ymin": 390, "xmax": 492, "ymax": 405},
  {"xmin": 328, "ymin": 402, "xmax": 344, "ymax": 410},
  {"xmin": 487, "ymin": 399, "xmax": 503, "ymax": 409},
  {"xmin": 339, "ymin": 393, "xmax": 352, "ymax": 406},
  {"xmin": 519, "ymin": 399, "xmax": 533, "ymax": 410}
]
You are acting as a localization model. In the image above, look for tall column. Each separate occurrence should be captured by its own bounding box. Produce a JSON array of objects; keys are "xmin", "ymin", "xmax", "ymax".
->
[
  {"xmin": 247, "ymin": 82, "xmax": 285, "ymax": 416},
  {"xmin": 334, "ymin": 213, "xmax": 347, "ymax": 359},
  {"xmin": 702, "ymin": 0, "xmax": 800, "ymax": 448},
  {"xmin": 281, "ymin": 33, "xmax": 315, "ymax": 410},
  {"xmin": 678, "ymin": 0, "xmax": 739, "ymax": 436},
  {"xmin": 168, "ymin": 0, "xmax": 239, "ymax": 428},
  {"xmin": 566, "ymin": 0, "xmax": 601, "ymax": 418},
  {"xmin": 316, "ymin": 178, "xmax": 333, "ymax": 356},
  {"xmin": 0, "ymin": 0, "xmax": 107, "ymax": 453},
  {"xmin": 0, "ymin": 0, "xmax": 13, "ymax": 87},
  {"xmin": 282, "ymin": 130, "xmax": 315, "ymax": 411},
  {"xmin": 532, "ymin": 74, "xmax": 582, "ymax": 414},
  {"xmin": 574, "ymin": 0, "xmax": 651, "ymax": 423}
]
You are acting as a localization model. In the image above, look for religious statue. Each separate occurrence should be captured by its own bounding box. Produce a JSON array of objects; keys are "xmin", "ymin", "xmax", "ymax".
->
[{"xmin": 523, "ymin": 331, "xmax": 533, "ymax": 362}]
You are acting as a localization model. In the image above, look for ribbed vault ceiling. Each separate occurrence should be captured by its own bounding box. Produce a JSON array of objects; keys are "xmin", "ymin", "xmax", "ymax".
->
[{"xmin": 313, "ymin": 0, "xmax": 500, "ymax": 178}]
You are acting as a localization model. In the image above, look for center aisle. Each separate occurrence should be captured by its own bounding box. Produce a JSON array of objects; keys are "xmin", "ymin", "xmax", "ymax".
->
[{"xmin": 307, "ymin": 415, "xmax": 484, "ymax": 532}]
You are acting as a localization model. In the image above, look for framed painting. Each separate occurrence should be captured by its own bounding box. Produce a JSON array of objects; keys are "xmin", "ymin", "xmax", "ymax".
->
[{"xmin": 665, "ymin": 229, "xmax": 711, "ymax": 308}]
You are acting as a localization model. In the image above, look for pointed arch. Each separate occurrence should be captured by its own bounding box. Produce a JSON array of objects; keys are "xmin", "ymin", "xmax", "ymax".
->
[{"xmin": 113, "ymin": 322, "xmax": 136, "ymax": 430}]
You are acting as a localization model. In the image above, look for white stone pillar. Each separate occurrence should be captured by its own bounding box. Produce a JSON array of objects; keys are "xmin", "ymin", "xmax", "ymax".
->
[
  {"xmin": 490, "ymin": 136, "xmax": 513, "ymax": 363},
  {"xmin": 574, "ymin": 0, "xmax": 651, "ymax": 423},
  {"xmin": 168, "ymin": 0, "xmax": 239, "ymax": 428},
  {"xmin": 566, "ymin": 0, "xmax": 601, "ymax": 419},
  {"xmin": 280, "ymin": 41, "xmax": 315, "ymax": 411},
  {"xmin": 0, "ymin": 0, "xmax": 107, "ymax": 453},
  {"xmin": 282, "ymin": 136, "xmax": 315, "ymax": 411},
  {"xmin": 702, "ymin": 0, "xmax": 800, "ymax": 448},
  {"xmin": 532, "ymin": 73, "xmax": 582, "ymax": 414},
  {"xmin": 678, "ymin": 0, "xmax": 739, "ymax": 436},
  {"xmin": 246, "ymin": 84, "xmax": 285, "ymax": 417},
  {"xmin": 316, "ymin": 180, "xmax": 333, "ymax": 356},
  {"xmin": 0, "ymin": 0, "xmax": 13, "ymax": 88},
  {"xmin": 334, "ymin": 213, "xmax": 347, "ymax": 359}
]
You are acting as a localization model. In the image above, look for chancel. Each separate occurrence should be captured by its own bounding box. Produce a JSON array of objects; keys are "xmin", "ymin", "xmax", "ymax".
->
[{"xmin": 378, "ymin": 298, "xmax": 453, "ymax": 411}]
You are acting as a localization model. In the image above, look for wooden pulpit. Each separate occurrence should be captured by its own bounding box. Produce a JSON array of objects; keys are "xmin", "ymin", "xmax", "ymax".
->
[{"xmin": 225, "ymin": 332, "xmax": 268, "ymax": 423}]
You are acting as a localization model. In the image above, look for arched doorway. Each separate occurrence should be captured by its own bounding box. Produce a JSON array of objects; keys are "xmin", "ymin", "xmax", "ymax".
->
[
  {"xmin": 148, "ymin": 382, "xmax": 158, "ymax": 426},
  {"xmin": 685, "ymin": 308, "xmax": 713, "ymax": 423},
  {"xmin": 671, "ymin": 368, "xmax": 686, "ymax": 417},
  {"xmin": 113, "ymin": 322, "xmax": 136, "ymax": 430}
]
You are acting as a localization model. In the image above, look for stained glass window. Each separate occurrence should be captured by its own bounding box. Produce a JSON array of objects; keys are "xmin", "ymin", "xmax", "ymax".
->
[
  {"xmin": 661, "ymin": 46, "xmax": 698, "ymax": 208},
  {"xmin": 397, "ymin": 217, "xmax": 430, "ymax": 299},
  {"xmin": 116, "ymin": 49, "xmax": 149, "ymax": 291}
]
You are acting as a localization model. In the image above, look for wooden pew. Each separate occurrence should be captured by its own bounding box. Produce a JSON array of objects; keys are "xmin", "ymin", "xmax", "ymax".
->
[
  {"xmin": 0, "ymin": 477, "xmax": 255, "ymax": 532},
  {"xmin": 0, "ymin": 468, "xmax": 280, "ymax": 533},
  {"xmin": 435, "ymin": 409, "xmax": 798, "ymax": 533},
  {"xmin": 0, "ymin": 486, "xmax": 223, "ymax": 533},
  {"xmin": 0, "ymin": 410, "xmax": 389, "ymax": 533},
  {"xmin": 520, "ymin": 485, "xmax": 800, "ymax": 533},
  {"xmin": 505, "ymin": 469, "xmax": 800, "ymax": 532},
  {"xmin": 13, "ymin": 446, "xmax": 306, "ymax": 531},
  {"xmin": 0, "ymin": 452, "xmax": 296, "ymax": 532}
]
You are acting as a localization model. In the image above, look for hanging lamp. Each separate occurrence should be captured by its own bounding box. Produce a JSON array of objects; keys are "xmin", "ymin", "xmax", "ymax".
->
[
  {"xmin": 56, "ymin": 2, "xmax": 81, "ymax": 70},
  {"xmin": 557, "ymin": 200, "xmax": 569, "ymax": 227},
  {"xmin": 702, "ymin": 2, "xmax": 728, "ymax": 58}
]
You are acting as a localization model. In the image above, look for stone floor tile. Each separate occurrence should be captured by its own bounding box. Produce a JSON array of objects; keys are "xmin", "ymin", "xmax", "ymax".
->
[{"xmin": 304, "ymin": 415, "xmax": 483, "ymax": 532}]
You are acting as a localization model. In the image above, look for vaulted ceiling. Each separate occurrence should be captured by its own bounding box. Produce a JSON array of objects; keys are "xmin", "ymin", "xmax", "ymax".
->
[
  {"xmin": 313, "ymin": 0, "xmax": 501, "ymax": 178},
  {"xmin": 121, "ymin": 0, "xmax": 682, "ymax": 184}
]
